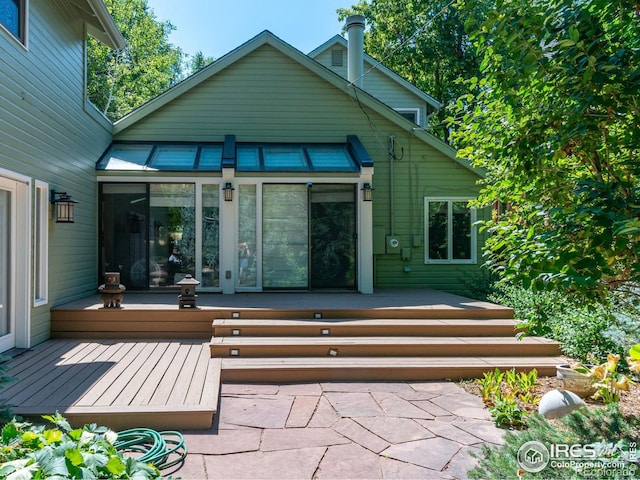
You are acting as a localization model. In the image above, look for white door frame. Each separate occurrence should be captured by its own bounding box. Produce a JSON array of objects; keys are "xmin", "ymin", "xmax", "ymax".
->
[{"xmin": 0, "ymin": 169, "xmax": 31, "ymax": 352}]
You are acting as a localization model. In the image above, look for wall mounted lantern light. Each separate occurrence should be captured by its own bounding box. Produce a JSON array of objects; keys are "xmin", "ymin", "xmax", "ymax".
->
[
  {"xmin": 361, "ymin": 183, "xmax": 374, "ymax": 202},
  {"xmin": 223, "ymin": 182, "xmax": 235, "ymax": 202},
  {"xmin": 50, "ymin": 190, "xmax": 77, "ymax": 223}
]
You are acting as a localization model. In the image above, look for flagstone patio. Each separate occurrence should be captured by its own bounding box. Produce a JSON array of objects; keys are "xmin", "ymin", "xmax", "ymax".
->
[{"xmin": 171, "ymin": 381, "xmax": 505, "ymax": 480}]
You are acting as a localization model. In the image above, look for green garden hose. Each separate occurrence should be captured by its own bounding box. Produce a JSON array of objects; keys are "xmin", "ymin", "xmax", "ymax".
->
[{"xmin": 115, "ymin": 428, "xmax": 187, "ymax": 470}]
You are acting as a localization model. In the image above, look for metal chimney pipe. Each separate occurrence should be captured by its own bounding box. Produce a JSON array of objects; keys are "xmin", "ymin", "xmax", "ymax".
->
[{"xmin": 345, "ymin": 15, "xmax": 365, "ymax": 88}]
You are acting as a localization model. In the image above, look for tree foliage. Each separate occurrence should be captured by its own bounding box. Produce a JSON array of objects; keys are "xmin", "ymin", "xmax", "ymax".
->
[
  {"xmin": 451, "ymin": 0, "xmax": 640, "ymax": 300},
  {"xmin": 87, "ymin": 0, "xmax": 183, "ymax": 120},
  {"xmin": 337, "ymin": 0, "xmax": 491, "ymax": 140},
  {"xmin": 187, "ymin": 51, "xmax": 215, "ymax": 74}
]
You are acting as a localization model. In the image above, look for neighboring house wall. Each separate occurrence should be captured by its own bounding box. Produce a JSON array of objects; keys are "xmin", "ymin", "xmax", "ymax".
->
[{"xmin": 0, "ymin": 0, "xmax": 113, "ymax": 347}]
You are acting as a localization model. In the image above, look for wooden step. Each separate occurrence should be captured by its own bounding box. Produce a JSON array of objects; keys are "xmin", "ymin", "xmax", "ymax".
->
[
  {"xmin": 210, "ymin": 336, "xmax": 561, "ymax": 358},
  {"xmin": 220, "ymin": 356, "xmax": 565, "ymax": 382},
  {"xmin": 211, "ymin": 306, "xmax": 515, "ymax": 320},
  {"xmin": 212, "ymin": 318, "xmax": 519, "ymax": 337}
]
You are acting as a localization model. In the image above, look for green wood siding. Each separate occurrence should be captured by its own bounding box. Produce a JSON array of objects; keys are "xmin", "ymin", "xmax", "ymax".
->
[
  {"xmin": 0, "ymin": 0, "xmax": 112, "ymax": 345},
  {"xmin": 115, "ymin": 43, "xmax": 484, "ymax": 295},
  {"xmin": 313, "ymin": 44, "xmax": 430, "ymax": 127}
]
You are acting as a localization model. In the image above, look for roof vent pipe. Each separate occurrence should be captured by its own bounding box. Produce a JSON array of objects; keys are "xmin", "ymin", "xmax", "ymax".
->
[{"xmin": 345, "ymin": 15, "xmax": 365, "ymax": 88}]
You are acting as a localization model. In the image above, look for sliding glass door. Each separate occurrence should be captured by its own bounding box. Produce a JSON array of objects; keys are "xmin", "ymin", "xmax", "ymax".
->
[{"xmin": 262, "ymin": 184, "xmax": 356, "ymax": 290}]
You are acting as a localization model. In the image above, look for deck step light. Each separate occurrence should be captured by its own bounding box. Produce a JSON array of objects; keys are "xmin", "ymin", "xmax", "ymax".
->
[
  {"xmin": 232, "ymin": 329, "xmax": 241, "ymax": 336},
  {"xmin": 230, "ymin": 349, "xmax": 240, "ymax": 356},
  {"xmin": 314, "ymin": 312, "xmax": 323, "ymax": 319},
  {"xmin": 328, "ymin": 348, "xmax": 339, "ymax": 357},
  {"xmin": 321, "ymin": 329, "xmax": 331, "ymax": 336},
  {"xmin": 50, "ymin": 190, "xmax": 77, "ymax": 223}
]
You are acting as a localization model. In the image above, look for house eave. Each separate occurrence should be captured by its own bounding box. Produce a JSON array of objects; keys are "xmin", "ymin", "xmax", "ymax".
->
[{"xmin": 68, "ymin": 0, "xmax": 126, "ymax": 49}]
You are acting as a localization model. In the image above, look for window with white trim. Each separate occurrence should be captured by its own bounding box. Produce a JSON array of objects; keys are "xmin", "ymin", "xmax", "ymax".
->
[
  {"xmin": 425, "ymin": 198, "xmax": 476, "ymax": 263},
  {"xmin": 0, "ymin": 0, "xmax": 27, "ymax": 45},
  {"xmin": 395, "ymin": 108, "xmax": 420, "ymax": 125},
  {"xmin": 34, "ymin": 181, "xmax": 48, "ymax": 306}
]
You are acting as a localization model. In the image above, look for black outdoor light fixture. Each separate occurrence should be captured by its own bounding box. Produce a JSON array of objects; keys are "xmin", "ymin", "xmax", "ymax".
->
[
  {"xmin": 223, "ymin": 182, "xmax": 235, "ymax": 202},
  {"xmin": 361, "ymin": 183, "xmax": 374, "ymax": 202},
  {"xmin": 50, "ymin": 190, "xmax": 77, "ymax": 223}
]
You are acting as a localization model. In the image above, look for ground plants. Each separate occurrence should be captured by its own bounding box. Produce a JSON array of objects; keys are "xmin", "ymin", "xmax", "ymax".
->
[
  {"xmin": 0, "ymin": 413, "xmax": 161, "ymax": 479},
  {"xmin": 477, "ymin": 368, "xmax": 540, "ymax": 428},
  {"xmin": 468, "ymin": 405, "xmax": 640, "ymax": 479},
  {"xmin": 572, "ymin": 354, "xmax": 636, "ymax": 404},
  {"xmin": 488, "ymin": 284, "xmax": 638, "ymax": 364}
]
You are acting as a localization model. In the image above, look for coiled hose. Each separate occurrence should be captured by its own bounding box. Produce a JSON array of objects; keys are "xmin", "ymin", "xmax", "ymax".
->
[{"xmin": 115, "ymin": 428, "xmax": 187, "ymax": 471}]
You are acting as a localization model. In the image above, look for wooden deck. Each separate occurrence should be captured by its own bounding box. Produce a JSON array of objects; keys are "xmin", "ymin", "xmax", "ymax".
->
[
  {"xmin": 0, "ymin": 340, "xmax": 220, "ymax": 430},
  {"xmin": 2, "ymin": 289, "xmax": 563, "ymax": 430}
]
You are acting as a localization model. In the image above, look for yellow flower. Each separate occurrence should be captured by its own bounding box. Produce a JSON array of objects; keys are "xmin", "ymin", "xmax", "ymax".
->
[
  {"xmin": 628, "ymin": 358, "xmax": 640, "ymax": 373},
  {"xmin": 613, "ymin": 377, "xmax": 630, "ymax": 391},
  {"xmin": 591, "ymin": 364, "xmax": 607, "ymax": 380},
  {"xmin": 606, "ymin": 353, "xmax": 620, "ymax": 372}
]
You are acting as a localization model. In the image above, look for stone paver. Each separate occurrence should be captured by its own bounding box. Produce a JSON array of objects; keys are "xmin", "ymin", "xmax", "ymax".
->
[
  {"xmin": 353, "ymin": 417, "xmax": 435, "ymax": 444},
  {"xmin": 417, "ymin": 419, "xmax": 485, "ymax": 446},
  {"xmin": 308, "ymin": 395, "xmax": 340, "ymax": 427},
  {"xmin": 381, "ymin": 437, "xmax": 462, "ymax": 471},
  {"xmin": 172, "ymin": 381, "xmax": 505, "ymax": 480},
  {"xmin": 261, "ymin": 427, "xmax": 350, "ymax": 451},
  {"xmin": 325, "ymin": 392, "xmax": 385, "ymax": 417},
  {"xmin": 181, "ymin": 429, "xmax": 261, "ymax": 454},
  {"xmin": 333, "ymin": 418, "xmax": 390, "ymax": 454},
  {"xmin": 372, "ymin": 391, "xmax": 435, "ymax": 419},
  {"xmin": 315, "ymin": 443, "xmax": 383, "ymax": 479},
  {"xmin": 218, "ymin": 395, "xmax": 293, "ymax": 429},
  {"xmin": 285, "ymin": 395, "xmax": 319, "ymax": 427}
]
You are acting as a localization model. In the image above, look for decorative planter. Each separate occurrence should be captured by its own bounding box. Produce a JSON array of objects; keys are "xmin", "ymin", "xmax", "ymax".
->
[{"xmin": 556, "ymin": 364, "xmax": 596, "ymax": 398}]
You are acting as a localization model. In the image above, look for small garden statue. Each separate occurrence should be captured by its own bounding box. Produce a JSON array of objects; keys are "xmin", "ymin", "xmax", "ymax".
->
[{"xmin": 98, "ymin": 272, "xmax": 126, "ymax": 308}]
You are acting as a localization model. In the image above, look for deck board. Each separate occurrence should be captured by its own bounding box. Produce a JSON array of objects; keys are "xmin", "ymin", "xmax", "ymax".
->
[{"xmin": 0, "ymin": 340, "xmax": 218, "ymax": 430}]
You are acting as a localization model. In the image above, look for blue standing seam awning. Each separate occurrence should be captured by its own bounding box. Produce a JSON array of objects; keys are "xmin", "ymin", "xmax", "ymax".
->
[{"xmin": 96, "ymin": 135, "xmax": 373, "ymax": 173}]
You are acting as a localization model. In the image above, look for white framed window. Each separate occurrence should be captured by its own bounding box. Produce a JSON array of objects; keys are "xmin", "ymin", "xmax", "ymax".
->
[
  {"xmin": 33, "ymin": 180, "xmax": 48, "ymax": 306},
  {"xmin": 425, "ymin": 198, "xmax": 476, "ymax": 264},
  {"xmin": 0, "ymin": 0, "xmax": 28, "ymax": 46},
  {"xmin": 395, "ymin": 108, "xmax": 420, "ymax": 125}
]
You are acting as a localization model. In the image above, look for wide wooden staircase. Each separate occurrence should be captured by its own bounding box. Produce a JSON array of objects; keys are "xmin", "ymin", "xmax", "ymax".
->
[
  {"xmin": 209, "ymin": 306, "xmax": 564, "ymax": 383},
  {"xmin": 37, "ymin": 297, "xmax": 565, "ymax": 429}
]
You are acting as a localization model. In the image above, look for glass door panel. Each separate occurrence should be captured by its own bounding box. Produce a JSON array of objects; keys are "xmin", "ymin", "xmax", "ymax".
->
[
  {"xmin": 150, "ymin": 184, "xmax": 195, "ymax": 286},
  {"xmin": 310, "ymin": 185, "xmax": 356, "ymax": 289},
  {"xmin": 238, "ymin": 185, "xmax": 257, "ymax": 287},
  {"xmin": 262, "ymin": 184, "xmax": 308, "ymax": 288},
  {"xmin": 201, "ymin": 185, "xmax": 220, "ymax": 287},
  {"xmin": 101, "ymin": 184, "xmax": 148, "ymax": 288},
  {"xmin": 0, "ymin": 188, "xmax": 11, "ymax": 342}
]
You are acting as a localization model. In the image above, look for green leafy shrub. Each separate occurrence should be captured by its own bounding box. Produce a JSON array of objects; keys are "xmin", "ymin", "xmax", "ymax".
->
[
  {"xmin": 488, "ymin": 284, "xmax": 637, "ymax": 364},
  {"xmin": 469, "ymin": 405, "xmax": 640, "ymax": 479},
  {"xmin": 0, "ymin": 413, "xmax": 161, "ymax": 479}
]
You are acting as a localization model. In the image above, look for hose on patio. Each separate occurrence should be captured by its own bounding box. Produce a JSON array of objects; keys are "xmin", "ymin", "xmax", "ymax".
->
[{"xmin": 115, "ymin": 428, "xmax": 187, "ymax": 470}]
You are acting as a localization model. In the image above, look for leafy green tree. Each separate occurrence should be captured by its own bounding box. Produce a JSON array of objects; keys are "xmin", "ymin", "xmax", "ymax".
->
[
  {"xmin": 188, "ymin": 50, "xmax": 215, "ymax": 74},
  {"xmin": 337, "ymin": 0, "xmax": 491, "ymax": 140},
  {"xmin": 87, "ymin": 0, "xmax": 183, "ymax": 120},
  {"xmin": 451, "ymin": 0, "xmax": 640, "ymax": 300}
]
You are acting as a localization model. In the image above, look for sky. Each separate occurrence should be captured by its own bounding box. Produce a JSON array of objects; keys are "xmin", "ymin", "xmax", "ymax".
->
[{"xmin": 147, "ymin": 0, "xmax": 354, "ymax": 60}]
